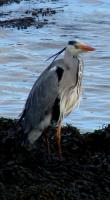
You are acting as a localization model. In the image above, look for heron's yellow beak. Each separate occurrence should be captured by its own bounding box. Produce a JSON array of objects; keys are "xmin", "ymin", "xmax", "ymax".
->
[{"xmin": 78, "ymin": 44, "xmax": 96, "ymax": 52}]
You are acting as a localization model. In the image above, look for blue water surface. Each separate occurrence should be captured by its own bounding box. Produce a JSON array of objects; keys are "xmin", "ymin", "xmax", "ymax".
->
[{"xmin": 0, "ymin": 0, "xmax": 110, "ymax": 132}]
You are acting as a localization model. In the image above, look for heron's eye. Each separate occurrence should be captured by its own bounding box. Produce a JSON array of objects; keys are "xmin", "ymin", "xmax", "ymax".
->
[{"xmin": 74, "ymin": 44, "xmax": 79, "ymax": 49}]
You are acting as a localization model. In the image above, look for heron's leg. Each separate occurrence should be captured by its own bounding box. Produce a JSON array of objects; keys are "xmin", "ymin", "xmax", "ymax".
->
[
  {"xmin": 43, "ymin": 127, "xmax": 50, "ymax": 156},
  {"xmin": 56, "ymin": 123, "xmax": 62, "ymax": 158},
  {"xmin": 45, "ymin": 131, "xmax": 50, "ymax": 156}
]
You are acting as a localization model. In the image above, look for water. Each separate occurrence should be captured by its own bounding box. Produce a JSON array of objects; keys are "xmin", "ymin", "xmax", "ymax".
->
[{"xmin": 0, "ymin": 0, "xmax": 110, "ymax": 132}]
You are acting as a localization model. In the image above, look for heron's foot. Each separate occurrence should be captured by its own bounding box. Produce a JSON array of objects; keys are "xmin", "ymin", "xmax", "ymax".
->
[
  {"xmin": 50, "ymin": 154, "xmax": 65, "ymax": 162},
  {"xmin": 42, "ymin": 131, "xmax": 51, "ymax": 157}
]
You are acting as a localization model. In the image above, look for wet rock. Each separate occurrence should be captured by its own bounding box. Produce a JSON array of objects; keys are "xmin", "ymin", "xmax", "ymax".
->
[
  {"xmin": 0, "ymin": 117, "xmax": 110, "ymax": 200},
  {"xmin": 0, "ymin": 17, "xmax": 37, "ymax": 29},
  {"xmin": 0, "ymin": 1, "xmax": 58, "ymax": 29},
  {"xmin": 0, "ymin": 0, "xmax": 20, "ymax": 6}
]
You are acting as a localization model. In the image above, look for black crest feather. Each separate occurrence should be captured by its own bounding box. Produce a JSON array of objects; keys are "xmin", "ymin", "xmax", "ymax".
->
[{"xmin": 46, "ymin": 47, "xmax": 66, "ymax": 63}]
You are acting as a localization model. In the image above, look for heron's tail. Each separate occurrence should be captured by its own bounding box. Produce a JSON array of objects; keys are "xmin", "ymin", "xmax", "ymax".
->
[{"xmin": 27, "ymin": 129, "xmax": 42, "ymax": 145}]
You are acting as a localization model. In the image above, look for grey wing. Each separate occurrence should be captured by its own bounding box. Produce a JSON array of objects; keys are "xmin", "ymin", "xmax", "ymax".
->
[{"xmin": 20, "ymin": 68, "xmax": 59, "ymax": 133}]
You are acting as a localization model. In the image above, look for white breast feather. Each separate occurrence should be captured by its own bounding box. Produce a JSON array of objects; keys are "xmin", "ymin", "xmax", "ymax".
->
[{"xmin": 59, "ymin": 57, "xmax": 83, "ymax": 120}]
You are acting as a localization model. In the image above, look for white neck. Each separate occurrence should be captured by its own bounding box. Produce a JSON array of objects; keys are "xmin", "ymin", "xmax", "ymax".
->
[{"xmin": 64, "ymin": 49, "xmax": 78, "ymax": 67}]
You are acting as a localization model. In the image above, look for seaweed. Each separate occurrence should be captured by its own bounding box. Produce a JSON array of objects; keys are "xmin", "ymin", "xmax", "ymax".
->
[{"xmin": 0, "ymin": 117, "xmax": 110, "ymax": 200}]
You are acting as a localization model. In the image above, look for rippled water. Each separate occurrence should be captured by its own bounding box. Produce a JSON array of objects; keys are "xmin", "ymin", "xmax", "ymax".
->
[{"xmin": 0, "ymin": 0, "xmax": 110, "ymax": 132}]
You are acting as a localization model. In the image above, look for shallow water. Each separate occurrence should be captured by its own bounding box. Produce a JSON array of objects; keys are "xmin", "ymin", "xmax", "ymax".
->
[{"xmin": 0, "ymin": 0, "xmax": 110, "ymax": 132}]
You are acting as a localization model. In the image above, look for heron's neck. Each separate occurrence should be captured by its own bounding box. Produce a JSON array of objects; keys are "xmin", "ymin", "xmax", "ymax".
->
[{"xmin": 64, "ymin": 49, "xmax": 78, "ymax": 67}]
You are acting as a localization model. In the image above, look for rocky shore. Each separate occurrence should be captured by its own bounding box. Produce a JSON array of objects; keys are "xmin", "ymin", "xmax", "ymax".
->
[
  {"xmin": 0, "ymin": 0, "xmax": 58, "ymax": 29},
  {"xmin": 0, "ymin": 0, "xmax": 21, "ymax": 6},
  {"xmin": 0, "ymin": 117, "xmax": 110, "ymax": 200}
]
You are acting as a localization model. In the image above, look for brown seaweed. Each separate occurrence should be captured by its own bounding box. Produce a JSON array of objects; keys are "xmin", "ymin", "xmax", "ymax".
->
[{"xmin": 0, "ymin": 117, "xmax": 110, "ymax": 200}]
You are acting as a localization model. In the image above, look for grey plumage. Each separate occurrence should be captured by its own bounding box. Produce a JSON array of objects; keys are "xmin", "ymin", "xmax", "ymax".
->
[{"xmin": 19, "ymin": 40, "xmax": 95, "ymax": 151}]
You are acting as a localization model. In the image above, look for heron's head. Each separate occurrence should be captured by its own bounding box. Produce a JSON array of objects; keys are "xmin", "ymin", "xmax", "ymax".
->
[{"xmin": 67, "ymin": 40, "xmax": 95, "ymax": 56}]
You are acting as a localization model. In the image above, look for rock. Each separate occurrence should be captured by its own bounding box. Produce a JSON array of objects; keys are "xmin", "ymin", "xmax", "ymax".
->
[{"xmin": 0, "ymin": 117, "xmax": 110, "ymax": 200}]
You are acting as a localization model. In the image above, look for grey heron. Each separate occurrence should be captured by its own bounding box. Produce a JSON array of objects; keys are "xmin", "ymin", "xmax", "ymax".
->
[{"xmin": 19, "ymin": 40, "xmax": 95, "ymax": 157}]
